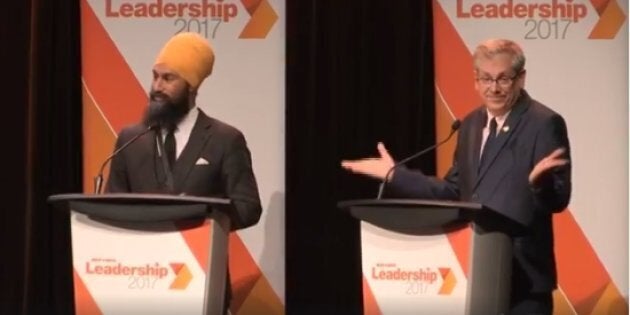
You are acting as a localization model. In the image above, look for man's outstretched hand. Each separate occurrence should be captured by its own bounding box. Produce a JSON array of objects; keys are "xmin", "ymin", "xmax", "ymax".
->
[
  {"xmin": 529, "ymin": 147, "xmax": 569, "ymax": 185},
  {"xmin": 341, "ymin": 142, "xmax": 395, "ymax": 181}
]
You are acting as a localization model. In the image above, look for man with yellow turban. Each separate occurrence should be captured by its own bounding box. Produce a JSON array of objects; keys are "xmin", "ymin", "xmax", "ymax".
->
[{"xmin": 105, "ymin": 32, "xmax": 262, "ymax": 314}]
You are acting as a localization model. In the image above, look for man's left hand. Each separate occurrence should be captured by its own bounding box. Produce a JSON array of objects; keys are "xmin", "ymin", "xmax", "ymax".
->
[{"xmin": 529, "ymin": 147, "xmax": 569, "ymax": 185}]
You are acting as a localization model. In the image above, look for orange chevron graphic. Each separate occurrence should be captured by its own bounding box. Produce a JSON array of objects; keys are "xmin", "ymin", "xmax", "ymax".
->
[
  {"xmin": 589, "ymin": 0, "xmax": 626, "ymax": 39},
  {"xmin": 239, "ymin": 0, "xmax": 278, "ymax": 38},
  {"xmin": 437, "ymin": 267, "xmax": 457, "ymax": 295},
  {"xmin": 362, "ymin": 277, "xmax": 383, "ymax": 315},
  {"xmin": 432, "ymin": 1, "xmax": 628, "ymax": 314},
  {"xmin": 169, "ymin": 263, "xmax": 193, "ymax": 290},
  {"xmin": 228, "ymin": 233, "xmax": 283, "ymax": 315},
  {"xmin": 174, "ymin": 220, "xmax": 284, "ymax": 314},
  {"xmin": 73, "ymin": 270, "xmax": 104, "ymax": 315}
]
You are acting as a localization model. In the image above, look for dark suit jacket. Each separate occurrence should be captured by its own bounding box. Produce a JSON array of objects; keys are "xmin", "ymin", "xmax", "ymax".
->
[
  {"xmin": 105, "ymin": 109, "xmax": 262, "ymax": 313},
  {"xmin": 389, "ymin": 90, "xmax": 571, "ymax": 293},
  {"xmin": 105, "ymin": 108, "xmax": 262, "ymax": 230}
]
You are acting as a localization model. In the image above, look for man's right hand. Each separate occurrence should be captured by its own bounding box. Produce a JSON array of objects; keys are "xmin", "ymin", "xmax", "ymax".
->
[{"xmin": 341, "ymin": 142, "xmax": 395, "ymax": 180}]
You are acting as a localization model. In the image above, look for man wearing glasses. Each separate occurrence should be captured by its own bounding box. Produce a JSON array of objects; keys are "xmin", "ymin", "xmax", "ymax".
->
[{"xmin": 342, "ymin": 39, "xmax": 571, "ymax": 315}]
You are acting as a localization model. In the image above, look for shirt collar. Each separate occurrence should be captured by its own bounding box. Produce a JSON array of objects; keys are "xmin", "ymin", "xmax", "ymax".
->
[
  {"xmin": 162, "ymin": 106, "xmax": 199, "ymax": 135},
  {"xmin": 176, "ymin": 106, "xmax": 198, "ymax": 135},
  {"xmin": 485, "ymin": 109, "xmax": 511, "ymax": 129}
]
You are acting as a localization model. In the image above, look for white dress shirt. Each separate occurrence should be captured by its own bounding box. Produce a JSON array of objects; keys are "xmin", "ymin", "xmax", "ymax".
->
[
  {"xmin": 480, "ymin": 110, "xmax": 511, "ymax": 156},
  {"xmin": 160, "ymin": 106, "xmax": 199, "ymax": 159}
]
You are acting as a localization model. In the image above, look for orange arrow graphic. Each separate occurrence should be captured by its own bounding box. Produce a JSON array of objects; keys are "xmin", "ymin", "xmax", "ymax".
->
[
  {"xmin": 239, "ymin": 0, "xmax": 278, "ymax": 38},
  {"xmin": 170, "ymin": 263, "xmax": 193, "ymax": 290},
  {"xmin": 438, "ymin": 267, "xmax": 457, "ymax": 295},
  {"xmin": 589, "ymin": 0, "xmax": 626, "ymax": 39}
]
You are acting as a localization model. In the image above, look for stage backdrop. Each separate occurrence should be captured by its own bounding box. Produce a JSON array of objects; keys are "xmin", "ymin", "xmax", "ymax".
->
[
  {"xmin": 361, "ymin": 0, "xmax": 628, "ymax": 314},
  {"xmin": 432, "ymin": 0, "xmax": 628, "ymax": 314},
  {"xmin": 80, "ymin": 0, "xmax": 285, "ymax": 314}
]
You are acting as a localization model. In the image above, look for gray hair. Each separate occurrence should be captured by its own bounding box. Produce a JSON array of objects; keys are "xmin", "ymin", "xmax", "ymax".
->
[{"xmin": 473, "ymin": 39, "xmax": 526, "ymax": 74}]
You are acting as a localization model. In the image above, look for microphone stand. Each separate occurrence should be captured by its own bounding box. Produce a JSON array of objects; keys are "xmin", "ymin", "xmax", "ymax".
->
[
  {"xmin": 376, "ymin": 120, "xmax": 461, "ymax": 199},
  {"xmin": 93, "ymin": 125, "xmax": 156, "ymax": 194}
]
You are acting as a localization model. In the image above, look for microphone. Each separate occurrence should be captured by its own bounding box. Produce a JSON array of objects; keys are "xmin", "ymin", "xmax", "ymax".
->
[
  {"xmin": 376, "ymin": 119, "xmax": 461, "ymax": 199},
  {"xmin": 93, "ymin": 125, "xmax": 157, "ymax": 194}
]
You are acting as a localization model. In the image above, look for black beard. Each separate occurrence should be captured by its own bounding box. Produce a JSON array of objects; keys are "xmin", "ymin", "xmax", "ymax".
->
[{"xmin": 142, "ymin": 90, "xmax": 191, "ymax": 131}]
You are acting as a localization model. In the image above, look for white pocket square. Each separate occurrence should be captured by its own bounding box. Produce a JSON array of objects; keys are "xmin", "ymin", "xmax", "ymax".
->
[{"xmin": 195, "ymin": 157, "xmax": 209, "ymax": 165}]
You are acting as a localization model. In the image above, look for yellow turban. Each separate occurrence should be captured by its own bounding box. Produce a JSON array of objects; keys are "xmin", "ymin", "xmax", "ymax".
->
[{"xmin": 154, "ymin": 32, "xmax": 215, "ymax": 89}]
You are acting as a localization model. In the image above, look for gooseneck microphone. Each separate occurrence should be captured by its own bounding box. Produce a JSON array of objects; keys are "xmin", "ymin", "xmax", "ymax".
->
[
  {"xmin": 93, "ymin": 125, "xmax": 157, "ymax": 194},
  {"xmin": 376, "ymin": 119, "xmax": 461, "ymax": 199}
]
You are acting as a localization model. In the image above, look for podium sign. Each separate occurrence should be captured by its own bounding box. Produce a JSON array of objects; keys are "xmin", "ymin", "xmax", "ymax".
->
[
  {"xmin": 361, "ymin": 221, "xmax": 467, "ymax": 314},
  {"xmin": 50, "ymin": 193, "xmax": 232, "ymax": 315},
  {"xmin": 339, "ymin": 199, "xmax": 512, "ymax": 315}
]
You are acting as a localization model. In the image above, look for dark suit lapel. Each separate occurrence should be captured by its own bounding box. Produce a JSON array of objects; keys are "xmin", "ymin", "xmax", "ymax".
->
[
  {"xmin": 171, "ymin": 110, "xmax": 213, "ymax": 193},
  {"xmin": 475, "ymin": 93, "xmax": 530, "ymax": 188}
]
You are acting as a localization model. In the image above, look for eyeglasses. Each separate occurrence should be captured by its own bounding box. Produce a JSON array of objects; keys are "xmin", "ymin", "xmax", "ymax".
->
[{"xmin": 476, "ymin": 72, "xmax": 523, "ymax": 87}]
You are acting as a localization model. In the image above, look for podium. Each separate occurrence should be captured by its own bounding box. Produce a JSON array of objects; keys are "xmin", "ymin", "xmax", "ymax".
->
[
  {"xmin": 338, "ymin": 199, "xmax": 515, "ymax": 315},
  {"xmin": 48, "ymin": 193, "xmax": 234, "ymax": 315}
]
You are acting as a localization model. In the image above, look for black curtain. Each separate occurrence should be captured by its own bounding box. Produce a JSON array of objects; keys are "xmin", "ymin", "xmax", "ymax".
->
[
  {"xmin": 2, "ymin": 1, "xmax": 31, "ymax": 312},
  {"xmin": 1, "ymin": 0, "xmax": 82, "ymax": 314},
  {"xmin": 286, "ymin": 1, "xmax": 436, "ymax": 314}
]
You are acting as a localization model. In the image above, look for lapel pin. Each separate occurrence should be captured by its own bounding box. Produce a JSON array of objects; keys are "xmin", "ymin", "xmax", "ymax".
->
[{"xmin": 502, "ymin": 126, "xmax": 510, "ymax": 133}]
